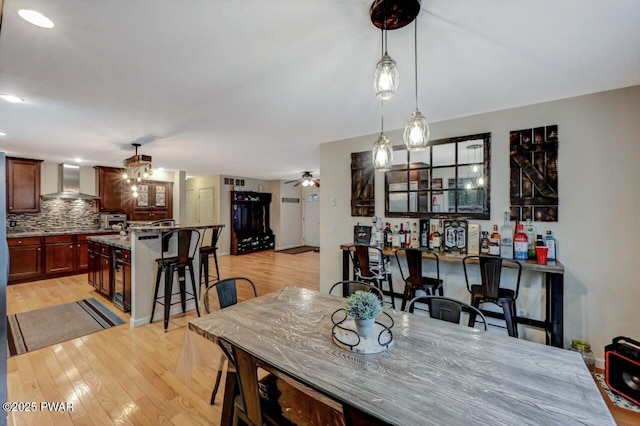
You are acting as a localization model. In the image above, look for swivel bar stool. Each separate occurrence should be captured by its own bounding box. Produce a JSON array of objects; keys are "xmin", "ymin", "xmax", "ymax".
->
[{"xmin": 151, "ymin": 228, "xmax": 201, "ymax": 331}]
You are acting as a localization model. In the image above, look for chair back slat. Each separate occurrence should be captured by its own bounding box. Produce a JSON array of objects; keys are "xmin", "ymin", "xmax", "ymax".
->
[
  {"xmin": 216, "ymin": 278, "xmax": 239, "ymax": 309},
  {"xmin": 355, "ymin": 245, "xmax": 374, "ymax": 278},
  {"xmin": 161, "ymin": 228, "xmax": 200, "ymax": 266},
  {"xmin": 204, "ymin": 277, "xmax": 258, "ymax": 313},
  {"xmin": 479, "ymin": 257, "xmax": 503, "ymax": 299},
  {"xmin": 405, "ymin": 249, "xmax": 424, "ymax": 285},
  {"xmin": 226, "ymin": 342, "xmax": 263, "ymax": 426},
  {"xmin": 430, "ymin": 298, "xmax": 462, "ymax": 324}
]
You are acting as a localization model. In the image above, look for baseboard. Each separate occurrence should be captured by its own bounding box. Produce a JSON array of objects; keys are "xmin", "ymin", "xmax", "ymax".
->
[
  {"xmin": 131, "ymin": 300, "xmax": 198, "ymax": 328},
  {"xmin": 276, "ymin": 244, "xmax": 303, "ymax": 251}
]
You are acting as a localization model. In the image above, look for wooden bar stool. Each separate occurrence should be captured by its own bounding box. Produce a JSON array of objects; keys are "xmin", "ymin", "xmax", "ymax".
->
[
  {"xmin": 395, "ymin": 248, "xmax": 443, "ymax": 311},
  {"xmin": 150, "ymin": 228, "xmax": 201, "ymax": 331}
]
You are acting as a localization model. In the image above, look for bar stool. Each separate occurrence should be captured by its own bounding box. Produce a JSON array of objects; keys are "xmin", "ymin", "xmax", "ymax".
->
[
  {"xmin": 150, "ymin": 228, "xmax": 201, "ymax": 331},
  {"xmin": 462, "ymin": 255, "xmax": 522, "ymax": 337},
  {"xmin": 199, "ymin": 225, "xmax": 224, "ymax": 289},
  {"xmin": 350, "ymin": 244, "xmax": 395, "ymax": 309},
  {"xmin": 395, "ymin": 248, "xmax": 443, "ymax": 311}
]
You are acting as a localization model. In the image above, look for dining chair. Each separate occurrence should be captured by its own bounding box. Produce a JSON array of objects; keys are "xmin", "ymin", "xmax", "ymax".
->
[
  {"xmin": 395, "ymin": 248, "xmax": 443, "ymax": 311},
  {"xmin": 462, "ymin": 255, "xmax": 522, "ymax": 337},
  {"xmin": 405, "ymin": 295, "xmax": 487, "ymax": 330},
  {"xmin": 329, "ymin": 280, "xmax": 384, "ymax": 301},
  {"xmin": 350, "ymin": 245, "xmax": 395, "ymax": 308},
  {"xmin": 150, "ymin": 228, "xmax": 201, "ymax": 331},
  {"xmin": 204, "ymin": 277, "xmax": 258, "ymax": 405}
]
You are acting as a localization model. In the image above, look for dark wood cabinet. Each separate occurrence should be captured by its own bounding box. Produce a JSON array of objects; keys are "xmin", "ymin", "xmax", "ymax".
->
[
  {"xmin": 95, "ymin": 166, "xmax": 125, "ymax": 213},
  {"xmin": 88, "ymin": 241, "xmax": 97, "ymax": 287},
  {"xmin": 230, "ymin": 191, "xmax": 275, "ymax": 255},
  {"xmin": 6, "ymin": 157, "xmax": 43, "ymax": 213},
  {"xmin": 75, "ymin": 235, "xmax": 90, "ymax": 271},
  {"xmin": 97, "ymin": 243, "xmax": 112, "ymax": 297},
  {"xmin": 44, "ymin": 235, "xmax": 75, "ymax": 274},
  {"xmin": 124, "ymin": 181, "xmax": 173, "ymax": 221},
  {"xmin": 7, "ymin": 237, "xmax": 43, "ymax": 281}
]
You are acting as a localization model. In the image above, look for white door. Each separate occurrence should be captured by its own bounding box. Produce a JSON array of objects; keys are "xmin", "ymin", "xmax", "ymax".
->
[
  {"xmin": 199, "ymin": 187, "xmax": 214, "ymax": 224},
  {"xmin": 186, "ymin": 189, "xmax": 196, "ymax": 224},
  {"xmin": 303, "ymin": 189, "xmax": 320, "ymax": 246}
]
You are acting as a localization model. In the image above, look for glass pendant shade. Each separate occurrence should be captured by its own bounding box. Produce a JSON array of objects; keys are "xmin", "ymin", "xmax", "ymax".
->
[
  {"xmin": 372, "ymin": 133, "xmax": 393, "ymax": 171},
  {"xmin": 403, "ymin": 110, "xmax": 430, "ymax": 151},
  {"xmin": 374, "ymin": 54, "xmax": 399, "ymax": 100}
]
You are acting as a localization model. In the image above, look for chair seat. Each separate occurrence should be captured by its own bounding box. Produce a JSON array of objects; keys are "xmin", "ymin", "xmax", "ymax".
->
[
  {"xmin": 200, "ymin": 245, "xmax": 217, "ymax": 254},
  {"xmin": 155, "ymin": 255, "xmax": 194, "ymax": 266},
  {"xmin": 405, "ymin": 276, "xmax": 443, "ymax": 291},
  {"xmin": 470, "ymin": 284, "xmax": 515, "ymax": 300}
]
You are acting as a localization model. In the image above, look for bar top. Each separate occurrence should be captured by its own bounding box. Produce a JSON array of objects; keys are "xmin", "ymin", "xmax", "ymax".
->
[
  {"xmin": 340, "ymin": 243, "xmax": 565, "ymax": 273},
  {"xmin": 129, "ymin": 223, "xmax": 224, "ymax": 233},
  {"xmin": 88, "ymin": 234, "xmax": 131, "ymax": 250}
]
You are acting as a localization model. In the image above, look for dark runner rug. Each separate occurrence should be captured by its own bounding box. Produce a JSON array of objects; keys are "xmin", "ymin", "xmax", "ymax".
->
[
  {"xmin": 7, "ymin": 298, "xmax": 125, "ymax": 357},
  {"xmin": 277, "ymin": 246, "xmax": 319, "ymax": 255}
]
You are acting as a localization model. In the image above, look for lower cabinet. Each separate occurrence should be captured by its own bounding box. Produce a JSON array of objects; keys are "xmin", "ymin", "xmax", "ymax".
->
[
  {"xmin": 45, "ymin": 235, "xmax": 75, "ymax": 274},
  {"xmin": 7, "ymin": 237, "xmax": 42, "ymax": 281}
]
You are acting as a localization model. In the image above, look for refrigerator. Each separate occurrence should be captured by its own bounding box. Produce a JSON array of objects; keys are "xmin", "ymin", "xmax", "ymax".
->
[{"xmin": 1, "ymin": 152, "xmax": 8, "ymax": 410}]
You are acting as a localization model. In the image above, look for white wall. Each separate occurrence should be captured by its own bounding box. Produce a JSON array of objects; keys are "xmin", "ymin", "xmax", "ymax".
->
[
  {"xmin": 271, "ymin": 181, "xmax": 303, "ymax": 250},
  {"xmin": 320, "ymin": 85, "xmax": 640, "ymax": 362}
]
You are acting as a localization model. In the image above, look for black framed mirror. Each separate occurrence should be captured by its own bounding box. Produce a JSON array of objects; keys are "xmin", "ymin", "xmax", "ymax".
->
[{"xmin": 385, "ymin": 132, "xmax": 491, "ymax": 219}]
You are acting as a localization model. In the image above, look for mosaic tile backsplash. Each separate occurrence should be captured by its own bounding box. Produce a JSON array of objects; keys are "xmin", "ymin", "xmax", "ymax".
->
[{"xmin": 7, "ymin": 199, "xmax": 100, "ymax": 229}]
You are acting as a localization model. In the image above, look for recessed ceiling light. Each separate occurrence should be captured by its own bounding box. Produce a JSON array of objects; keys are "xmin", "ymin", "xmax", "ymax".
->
[
  {"xmin": 18, "ymin": 9, "xmax": 54, "ymax": 29},
  {"xmin": 0, "ymin": 94, "xmax": 25, "ymax": 103},
  {"xmin": 74, "ymin": 158, "xmax": 83, "ymax": 163},
  {"xmin": 0, "ymin": 132, "xmax": 6, "ymax": 136}
]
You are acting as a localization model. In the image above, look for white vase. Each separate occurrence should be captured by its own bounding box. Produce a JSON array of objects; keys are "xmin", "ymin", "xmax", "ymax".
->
[{"xmin": 355, "ymin": 318, "xmax": 375, "ymax": 339}]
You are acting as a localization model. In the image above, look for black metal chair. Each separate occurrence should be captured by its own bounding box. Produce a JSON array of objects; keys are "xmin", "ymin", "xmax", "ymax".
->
[
  {"xmin": 395, "ymin": 248, "xmax": 443, "ymax": 311},
  {"xmin": 329, "ymin": 280, "xmax": 384, "ymax": 301},
  {"xmin": 150, "ymin": 228, "xmax": 201, "ymax": 331},
  {"xmin": 463, "ymin": 255, "xmax": 523, "ymax": 337},
  {"xmin": 405, "ymin": 295, "xmax": 487, "ymax": 330},
  {"xmin": 204, "ymin": 277, "xmax": 257, "ymax": 405},
  {"xmin": 199, "ymin": 225, "xmax": 224, "ymax": 289},
  {"xmin": 350, "ymin": 245, "xmax": 395, "ymax": 309}
]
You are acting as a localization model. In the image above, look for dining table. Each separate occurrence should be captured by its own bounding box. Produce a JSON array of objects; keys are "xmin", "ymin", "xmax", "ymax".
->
[{"xmin": 188, "ymin": 286, "xmax": 614, "ymax": 425}]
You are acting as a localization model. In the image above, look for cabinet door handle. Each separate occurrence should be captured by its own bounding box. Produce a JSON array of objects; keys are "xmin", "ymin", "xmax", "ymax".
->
[
  {"xmin": 37, "ymin": 248, "xmax": 41, "ymax": 251},
  {"xmin": 77, "ymin": 244, "xmax": 80, "ymax": 248},
  {"xmin": 9, "ymin": 207, "xmax": 13, "ymax": 210},
  {"xmin": 70, "ymin": 245, "xmax": 74, "ymax": 249},
  {"xmin": 18, "ymin": 240, "xmax": 22, "ymax": 244}
]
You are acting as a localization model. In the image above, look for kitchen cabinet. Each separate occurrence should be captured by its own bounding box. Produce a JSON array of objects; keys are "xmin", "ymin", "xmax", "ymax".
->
[
  {"xmin": 6, "ymin": 157, "xmax": 43, "ymax": 213},
  {"xmin": 7, "ymin": 237, "xmax": 43, "ymax": 281},
  {"xmin": 125, "ymin": 181, "xmax": 173, "ymax": 221},
  {"xmin": 75, "ymin": 234, "xmax": 91, "ymax": 271},
  {"xmin": 45, "ymin": 235, "xmax": 75, "ymax": 274},
  {"xmin": 88, "ymin": 241, "xmax": 97, "ymax": 287},
  {"xmin": 95, "ymin": 243, "xmax": 112, "ymax": 297},
  {"xmin": 95, "ymin": 166, "xmax": 125, "ymax": 213}
]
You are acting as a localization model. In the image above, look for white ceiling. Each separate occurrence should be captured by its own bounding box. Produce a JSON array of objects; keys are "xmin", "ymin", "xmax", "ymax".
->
[{"xmin": 0, "ymin": 0, "xmax": 639, "ymax": 181}]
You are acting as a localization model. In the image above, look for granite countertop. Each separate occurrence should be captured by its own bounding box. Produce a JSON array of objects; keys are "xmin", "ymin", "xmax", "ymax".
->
[
  {"xmin": 6, "ymin": 228, "xmax": 118, "ymax": 238},
  {"xmin": 129, "ymin": 223, "xmax": 224, "ymax": 232},
  {"xmin": 87, "ymin": 234, "xmax": 131, "ymax": 250}
]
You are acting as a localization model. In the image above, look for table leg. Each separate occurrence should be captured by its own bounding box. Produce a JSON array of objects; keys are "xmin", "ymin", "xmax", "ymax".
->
[
  {"xmin": 342, "ymin": 249, "xmax": 349, "ymax": 281},
  {"xmin": 220, "ymin": 369, "xmax": 237, "ymax": 426},
  {"xmin": 547, "ymin": 272, "xmax": 564, "ymax": 347}
]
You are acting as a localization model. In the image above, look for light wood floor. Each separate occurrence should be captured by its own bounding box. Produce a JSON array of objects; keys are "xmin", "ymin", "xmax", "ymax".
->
[
  {"xmin": 7, "ymin": 249, "xmax": 639, "ymax": 425},
  {"xmin": 6, "ymin": 250, "xmax": 319, "ymax": 425}
]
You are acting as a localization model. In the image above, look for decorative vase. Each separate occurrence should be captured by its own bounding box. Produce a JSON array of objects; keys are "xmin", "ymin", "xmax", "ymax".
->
[{"xmin": 355, "ymin": 318, "xmax": 375, "ymax": 339}]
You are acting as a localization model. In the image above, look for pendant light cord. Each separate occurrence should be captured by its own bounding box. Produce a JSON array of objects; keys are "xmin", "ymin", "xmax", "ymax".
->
[{"xmin": 414, "ymin": 19, "xmax": 418, "ymax": 111}]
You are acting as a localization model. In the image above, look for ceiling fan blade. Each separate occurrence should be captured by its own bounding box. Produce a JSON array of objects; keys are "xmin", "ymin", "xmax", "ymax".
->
[
  {"xmin": 284, "ymin": 179, "xmax": 299, "ymax": 184},
  {"xmin": 293, "ymin": 181, "xmax": 302, "ymax": 187}
]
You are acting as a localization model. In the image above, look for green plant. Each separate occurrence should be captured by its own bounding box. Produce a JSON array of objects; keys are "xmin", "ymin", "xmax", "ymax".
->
[{"xmin": 345, "ymin": 290, "xmax": 382, "ymax": 320}]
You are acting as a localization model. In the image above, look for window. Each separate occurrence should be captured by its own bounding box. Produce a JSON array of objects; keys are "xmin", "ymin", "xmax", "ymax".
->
[{"xmin": 384, "ymin": 133, "xmax": 491, "ymax": 219}]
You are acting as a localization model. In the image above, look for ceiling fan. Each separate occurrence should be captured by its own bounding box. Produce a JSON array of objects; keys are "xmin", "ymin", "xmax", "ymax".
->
[{"xmin": 285, "ymin": 171, "xmax": 320, "ymax": 187}]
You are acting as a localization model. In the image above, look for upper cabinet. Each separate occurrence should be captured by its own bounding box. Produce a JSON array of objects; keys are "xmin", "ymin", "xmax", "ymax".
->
[
  {"xmin": 385, "ymin": 133, "xmax": 491, "ymax": 219},
  {"xmin": 95, "ymin": 166, "xmax": 124, "ymax": 212},
  {"xmin": 6, "ymin": 157, "xmax": 43, "ymax": 213},
  {"xmin": 123, "ymin": 181, "xmax": 173, "ymax": 221}
]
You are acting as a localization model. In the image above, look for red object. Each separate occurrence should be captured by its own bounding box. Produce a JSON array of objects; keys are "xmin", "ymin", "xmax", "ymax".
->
[{"xmin": 535, "ymin": 246, "xmax": 548, "ymax": 264}]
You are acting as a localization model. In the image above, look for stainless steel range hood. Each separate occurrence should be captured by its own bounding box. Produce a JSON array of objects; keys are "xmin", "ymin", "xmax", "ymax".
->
[{"xmin": 42, "ymin": 163, "xmax": 100, "ymax": 200}]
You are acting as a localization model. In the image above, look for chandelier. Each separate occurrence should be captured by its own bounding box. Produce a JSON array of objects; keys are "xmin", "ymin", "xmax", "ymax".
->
[{"xmin": 122, "ymin": 143, "xmax": 153, "ymax": 198}]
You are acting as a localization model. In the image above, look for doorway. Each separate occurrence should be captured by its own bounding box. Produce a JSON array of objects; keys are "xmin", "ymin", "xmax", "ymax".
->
[
  {"xmin": 199, "ymin": 187, "xmax": 214, "ymax": 224},
  {"xmin": 302, "ymin": 189, "xmax": 320, "ymax": 247},
  {"xmin": 186, "ymin": 189, "xmax": 196, "ymax": 224}
]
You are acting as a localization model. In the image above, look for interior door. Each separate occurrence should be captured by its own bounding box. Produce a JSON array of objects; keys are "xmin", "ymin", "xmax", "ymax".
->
[
  {"xmin": 303, "ymin": 190, "xmax": 320, "ymax": 247},
  {"xmin": 199, "ymin": 187, "xmax": 214, "ymax": 224},
  {"xmin": 186, "ymin": 189, "xmax": 196, "ymax": 224}
]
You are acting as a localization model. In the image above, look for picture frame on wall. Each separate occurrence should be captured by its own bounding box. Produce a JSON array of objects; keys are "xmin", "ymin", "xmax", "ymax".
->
[
  {"xmin": 156, "ymin": 192, "xmax": 166, "ymax": 207},
  {"xmin": 137, "ymin": 192, "xmax": 149, "ymax": 207}
]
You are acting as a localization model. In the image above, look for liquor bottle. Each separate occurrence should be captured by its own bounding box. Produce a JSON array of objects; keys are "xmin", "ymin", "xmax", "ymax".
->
[
  {"xmin": 480, "ymin": 231, "xmax": 490, "ymax": 255},
  {"xmin": 377, "ymin": 221, "xmax": 385, "ymax": 248},
  {"xmin": 525, "ymin": 219, "xmax": 536, "ymax": 259},
  {"xmin": 535, "ymin": 234, "xmax": 545, "ymax": 247},
  {"xmin": 544, "ymin": 230, "xmax": 556, "ymax": 260},
  {"xmin": 405, "ymin": 221, "xmax": 412, "ymax": 248},
  {"xmin": 420, "ymin": 222, "xmax": 429, "ymax": 248},
  {"xmin": 489, "ymin": 225, "xmax": 501, "ymax": 256},
  {"xmin": 384, "ymin": 223, "xmax": 392, "ymax": 249},
  {"xmin": 392, "ymin": 225, "xmax": 400, "ymax": 249},
  {"xmin": 410, "ymin": 222, "xmax": 419, "ymax": 248},
  {"xmin": 500, "ymin": 211, "xmax": 514, "ymax": 259},
  {"xmin": 514, "ymin": 224, "xmax": 528, "ymax": 260},
  {"xmin": 398, "ymin": 224, "xmax": 405, "ymax": 248},
  {"xmin": 430, "ymin": 225, "xmax": 441, "ymax": 252}
]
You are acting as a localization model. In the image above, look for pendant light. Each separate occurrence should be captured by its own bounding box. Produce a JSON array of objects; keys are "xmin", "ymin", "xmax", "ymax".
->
[
  {"xmin": 372, "ymin": 100, "xmax": 393, "ymax": 171},
  {"xmin": 373, "ymin": 23, "xmax": 399, "ymax": 100},
  {"xmin": 403, "ymin": 18, "xmax": 430, "ymax": 151}
]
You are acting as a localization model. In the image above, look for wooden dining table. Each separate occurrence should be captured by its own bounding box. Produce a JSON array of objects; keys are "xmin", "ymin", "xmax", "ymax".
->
[{"xmin": 188, "ymin": 286, "xmax": 614, "ymax": 425}]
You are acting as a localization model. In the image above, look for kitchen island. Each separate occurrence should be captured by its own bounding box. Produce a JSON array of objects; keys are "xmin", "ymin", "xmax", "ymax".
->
[{"xmin": 90, "ymin": 224, "xmax": 220, "ymax": 328}]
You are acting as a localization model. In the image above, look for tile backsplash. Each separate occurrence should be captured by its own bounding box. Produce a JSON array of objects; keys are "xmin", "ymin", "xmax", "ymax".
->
[{"xmin": 7, "ymin": 199, "xmax": 100, "ymax": 229}]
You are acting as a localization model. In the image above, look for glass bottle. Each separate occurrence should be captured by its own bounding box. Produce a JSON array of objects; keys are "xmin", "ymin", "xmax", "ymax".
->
[
  {"xmin": 525, "ymin": 219, "xmax": 536, "ymax": 259},
  {"xmin": 500, "ymin": 211, "xmax": 513, "ymax": 259},
  {"xmin": 392, "ymin": 225, "xmax": 400, "ymax": 249},
  {"xmin": 399, "ymin": 224, "xmax": 405, "ymax": 248},
  {"xmin": 571, "ymin": 340, "xmax": 595, "ymax": 373},
  {"xmin": 489, "ymin": 225, "xmax": 501, "ymax": 256},
  {"xmin": 544, "ymin": 230, "xmax": 556, "ymax": 260},
  {"xmin": 480, "ymin": 231, "xmax": 490, "ymax": 255},
  {"xmin": 514, "ymin": 224, "xmax": 528, "ymax": 260}
]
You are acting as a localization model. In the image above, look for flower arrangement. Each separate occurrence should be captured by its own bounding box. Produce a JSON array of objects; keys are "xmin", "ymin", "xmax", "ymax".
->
[{"xmin": 345, "ymin": 290, "xmax": 382, "ymax": 320}]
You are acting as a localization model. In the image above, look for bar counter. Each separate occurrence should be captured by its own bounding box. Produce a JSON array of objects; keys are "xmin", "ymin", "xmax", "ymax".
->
[{"xmin": 340, "ymin": 243, "xmax": 565, "ymax": 347}]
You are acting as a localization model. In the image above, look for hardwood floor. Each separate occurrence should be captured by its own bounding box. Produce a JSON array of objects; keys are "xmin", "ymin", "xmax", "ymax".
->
[
  {"xmin": 6, "ymin": 250, "xmax": 319, "ymax": 425},
  {"xmin": 6, "ymin": 249, "xmax": 639, "ymax": 425}
]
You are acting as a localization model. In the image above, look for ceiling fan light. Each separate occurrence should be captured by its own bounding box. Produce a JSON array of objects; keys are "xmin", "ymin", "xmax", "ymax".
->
[
  {"xmin": 403, "ymin": 110, "xmax": 430, "ymax": 151},
  {"xmin": 372, "ymin": 133, "xmax": 393, "ymax": 171},
  {"xmin": 374, "ymin": 54, "xmax": 399, "ymax": 100}
]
